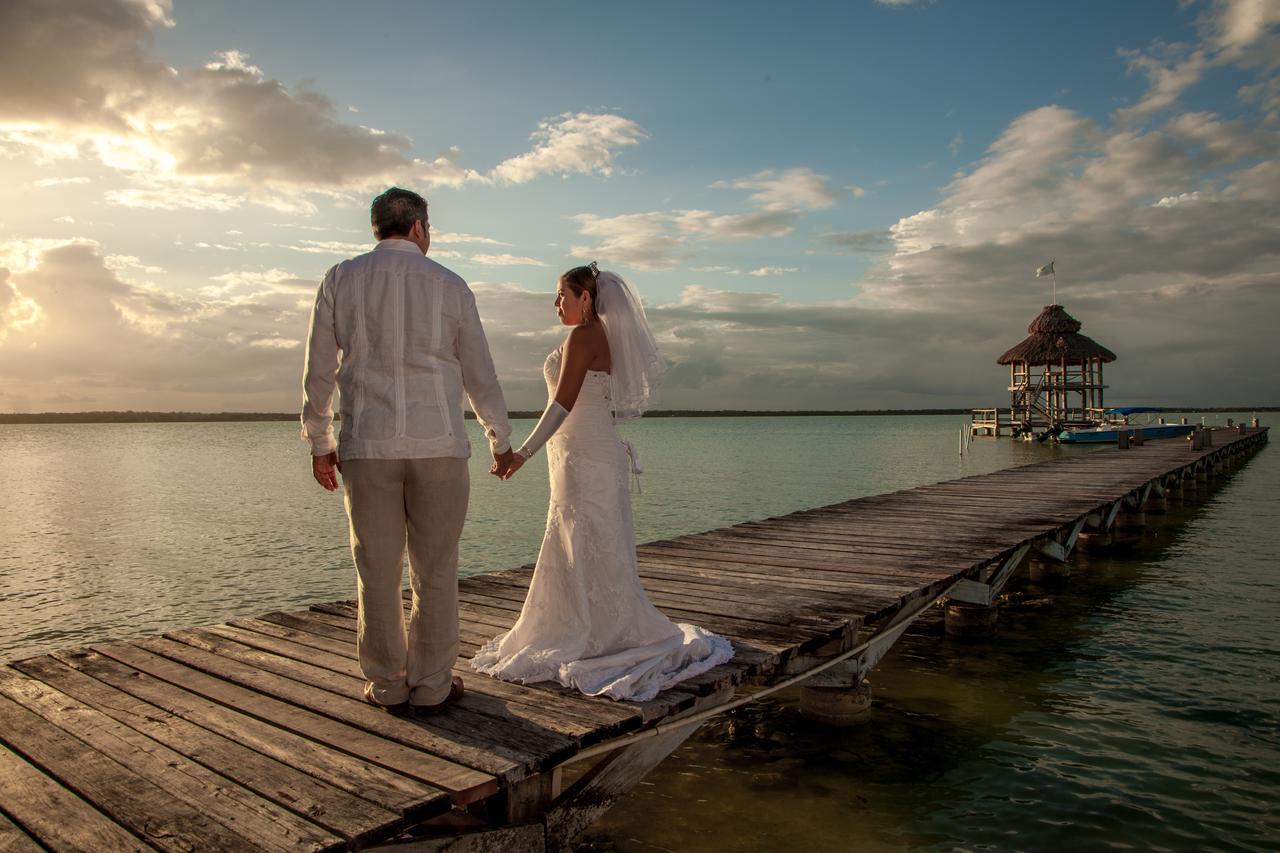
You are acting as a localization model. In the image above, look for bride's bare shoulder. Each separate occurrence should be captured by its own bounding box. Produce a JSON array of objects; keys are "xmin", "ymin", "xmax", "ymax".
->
[{"xmin": 566, "ymin": 323, "xmax": 608, "ymax": 352}]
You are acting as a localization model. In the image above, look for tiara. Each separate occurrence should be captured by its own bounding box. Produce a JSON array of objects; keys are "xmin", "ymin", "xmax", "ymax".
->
[{"xmin": 588, "ymin": 261, "xmax": 599, "ymax": 278}]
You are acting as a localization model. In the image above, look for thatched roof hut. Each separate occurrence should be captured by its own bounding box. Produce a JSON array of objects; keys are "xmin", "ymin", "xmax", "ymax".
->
[{"xmin": 997, "ymin": 305, "xmax": 1116, "ymax": 366}]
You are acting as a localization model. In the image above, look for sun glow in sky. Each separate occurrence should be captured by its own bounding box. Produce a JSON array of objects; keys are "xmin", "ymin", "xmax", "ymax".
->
[{"xmin": 1, "ymin": 0, "xmax": 1278, "ymax": 412}]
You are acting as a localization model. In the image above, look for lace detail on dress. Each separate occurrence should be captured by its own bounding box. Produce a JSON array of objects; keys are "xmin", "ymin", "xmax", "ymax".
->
[{"xmin": 470, "ymin": 347, "xmax": 734, "ymax": 701}]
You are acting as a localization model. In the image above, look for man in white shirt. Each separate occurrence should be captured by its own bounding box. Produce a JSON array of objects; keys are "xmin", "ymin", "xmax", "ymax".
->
[{"xmin": 302, "ymin": 187, "xmax": 513, "ymax": 715}]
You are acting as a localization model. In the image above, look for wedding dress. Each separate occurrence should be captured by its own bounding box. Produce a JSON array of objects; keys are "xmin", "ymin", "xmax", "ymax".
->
[{"xmin": 470, "ymin": 347, "xmax": 734, "ymax": 702}]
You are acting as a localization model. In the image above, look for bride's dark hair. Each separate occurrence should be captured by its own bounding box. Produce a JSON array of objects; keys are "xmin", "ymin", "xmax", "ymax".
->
[{"xmin": 560, "ymin": 261, "xmax": 600, "ymax": 302}]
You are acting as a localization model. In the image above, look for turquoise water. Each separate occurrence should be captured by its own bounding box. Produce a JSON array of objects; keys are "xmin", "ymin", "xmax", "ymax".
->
[{"xmin": 0, "ymin": 414, "xmax": 1274, "ymax": 850}]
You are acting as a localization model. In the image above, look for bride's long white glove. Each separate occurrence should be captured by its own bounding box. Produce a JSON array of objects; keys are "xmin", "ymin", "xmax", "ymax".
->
[{"xmin": 516, "ymin": 401, "xmax": 569, "ymax": 460}]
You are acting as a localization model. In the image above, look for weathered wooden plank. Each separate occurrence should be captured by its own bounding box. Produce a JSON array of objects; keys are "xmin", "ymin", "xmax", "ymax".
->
[
  {"xmin": 731, "ymin": 519, "xmax": 1015, "ymax": 545},
  {"xmin": 143, "ymin": 634, "xmax": 567, "ymax": 777},
  {"xmin": 229, "ymin": 614, "xmax": 640, "ymax": 732},
  {"xmin": 0, "ymin": 692, "xmax": 253, "ymax": 852},
  {"xmin": 456, "ymin": 582, "xmax": 845, "ymax": 634},
  {"xmin": 47, "ymin": 647, "xmax": 450, "ymax": 814},
  {"xmin": 632, "ymin": 562, "xmax": 894, "ymax": 600},
  {"xmin": 0, "ymin": 810, "xmax": 42, "ymax": 853},
  {"xmin": 639, "ymin": 542, "xmax": 980, "ymax": 579},
  {"xmin": 635, "ymin": 554, "xmax": 905, "ymax": 592},
  {"xmin": 338, "ymin": 592, "xmax": 822, "ymax": 656},
  {"xmin": 0, "ymin": 666, "xmax": 345, "ymax": 853},
  {"xmin": 283, "ymin": 607, "xmax": 698, "ymax": 726},
  {"xmin": 198, "ymin": 624, "xmax": 611, "ymax": 743},
  {"xmin": 85, "ymin": 642, "xmax": 499, "ymax": 800},
  {"xmin": 757, "ymin": 513, "xmax": 1041, "ymax": 536},
  {"xmin": 674, "ymin": 532, "xmax": 982, "ymax": 563},
  {"xmin": 0, "ymin": 740, "xmax": 152, "ymax": 852},
  {"xmin": 634, "ymin": 556, "xmax": 935, "ymax": 605},
  {"xmin": 637, "ymin": 575, "xmax": 873, "ymax": 619},
  {"xmin": 229, "ymin": 617, "xmax": 643, "ymax": 737},
  {"xmin": 14, "ymin": 653, "xmax": 445, "ymax": 828}
]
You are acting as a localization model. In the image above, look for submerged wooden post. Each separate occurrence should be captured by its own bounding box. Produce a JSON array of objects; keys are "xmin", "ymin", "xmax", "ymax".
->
[
  {"xmin": 1029, "ymin": 558, "xmax": 1070, "ymax": 583},
  {"xmin": 944, "ymin": 601, "xmax": 998, "ymax": 638},
  {"xmin": 799, "ymin": 661, "xmax": 872, "ymax": 726}
]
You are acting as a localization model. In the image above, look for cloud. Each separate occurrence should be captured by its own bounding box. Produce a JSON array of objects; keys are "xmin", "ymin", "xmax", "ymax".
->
[
  {"xmin": 0, "ymin": 268, "xmax": 41, "ymax": 344},
  {"xmin": 0, "ymin": 239, "xmax": 314, "ymax": 408},
  {"xmin": 469, "ymin": 253, "xmax": 547, "ymax": 267},
  {"xmin": 644, "ymin": 285, "xmax": 1006, "ymax": 407},
  {"xmin": 570, "ymin": 165, "xmax": 843, "ymax": 269},
  {"xmin": 34, "ymin": 177, "xmax": 92, "ymax": 188},
  {"xmin": 0, "ymin": 1, "xmax": 646, "ymax": 206},
  {"xmin": 272, "ymin": 239, "xmax": 371, "ymax": 256},
  {"xmin": 815, "ymin": 228, "xmax": 893, "ymax": 255},
  {"xmin": 208, "ymin": 268, "xmax": 315, "ymax": 296},
  {"xmin": 1207, "ymin": 0, "xmax": 1280, "ymax": 61},
  {"xmin": 489, "ymin": 113, "xmax": 646, "ymax": 184},
  {"xmin": 464, "ymin": 280, "xmax": 1015, "ymax": 410},
  {"xmin": 846, "ymin": 88, "xmax": 1280, "ymax": 406},
  {"xmin": 1115, "ymin": 0, "xmax": 1280, "ymax": 124},
  {"xmin": 3, "ymin": 237, "xmax": 973, "ymax": 412},
  {"xmin": 878, "ymin": 102, "xmax": 1280, "ymax": 293},
  {"xmin": 571, "ymin": 212, "xmax": 689, "ymax": 270},
  {"xmin": 433, "ymin": 231, "xmax": 511, "ymax": 247},
  {"xmin": 711, "ymin": 167, "xmax": 840, "ymax": 212},
  {"xmin": 747, "ymin": 266, "xmax": 798, "ymax": 277},
  {"xmin": 105, "ymin": 254, "xmax": 165, "ymax": 275},
  {"xmin": 673, "ymin": 208, "xmax": 799, "ymax": 239},
  {"xmin": 104, "ymin": 185, "xmax": 244, "ymax": 211},
  {"xmin": 0, "ymin": 2, "xmax": 419, "ymax": 187}
]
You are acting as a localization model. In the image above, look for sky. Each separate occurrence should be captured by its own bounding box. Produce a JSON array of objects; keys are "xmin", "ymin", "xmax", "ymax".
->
[{"xmin": 1, "ymin": 0, "xmax": 1277, "ymax": 413}]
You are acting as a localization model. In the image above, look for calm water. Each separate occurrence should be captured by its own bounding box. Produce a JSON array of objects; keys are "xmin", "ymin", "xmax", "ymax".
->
[{"xmin": 0, "ymin": 414, "xmax": 1274, "ymax": 850}]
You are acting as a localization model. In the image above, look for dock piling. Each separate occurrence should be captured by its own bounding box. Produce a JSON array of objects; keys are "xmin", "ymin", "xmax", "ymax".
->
[
  {"xmin": 799, "ymin": 678, "xmax": 873, "ymax": 727},
  {"xmin": 944, "ymin": 601, "xmax": 999, "ymax": 639},
  {"xmin": 1029, "ymin": 557, "xmax": 1071, "ymax": 584}
]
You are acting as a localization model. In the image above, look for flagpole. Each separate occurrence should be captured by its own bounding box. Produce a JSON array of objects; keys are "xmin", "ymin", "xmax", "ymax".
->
[{"xmin": 1052, "ymin": 259, "xmax": 1057, "ymax": 305}]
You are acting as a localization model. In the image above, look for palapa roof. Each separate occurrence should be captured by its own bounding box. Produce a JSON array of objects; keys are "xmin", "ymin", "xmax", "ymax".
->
[{"xmin": 997, "ymin": 304, "xmax": 1117, "ymax": 365}]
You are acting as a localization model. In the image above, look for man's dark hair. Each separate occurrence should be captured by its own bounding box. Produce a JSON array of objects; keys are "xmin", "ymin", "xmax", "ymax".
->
[{"xmin": 370, "ymin": 187, "xmax": 428, "ymax": 239}]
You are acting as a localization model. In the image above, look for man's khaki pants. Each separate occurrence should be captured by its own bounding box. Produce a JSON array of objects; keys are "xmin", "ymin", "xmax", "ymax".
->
[{"xmin": 341, "ymin": 457, "xmax": 469, "ymax": 706}]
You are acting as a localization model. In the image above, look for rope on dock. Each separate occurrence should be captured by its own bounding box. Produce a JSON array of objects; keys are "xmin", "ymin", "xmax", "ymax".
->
[{"xmin": 560, "ymin": 579, "xmax": 961, "ymax": 767}]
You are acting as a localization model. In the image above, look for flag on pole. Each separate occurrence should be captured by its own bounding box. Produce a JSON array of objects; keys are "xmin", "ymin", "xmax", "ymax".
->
[{"xmin": 1036, "ymin": 261, "xmax": 1055, "ymax": 277}]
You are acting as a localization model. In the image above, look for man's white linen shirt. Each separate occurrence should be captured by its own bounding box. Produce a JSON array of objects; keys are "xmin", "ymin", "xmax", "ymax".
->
[{"xmin": 301, "ymin": 239, "xmax": 512, "ymax": 460}]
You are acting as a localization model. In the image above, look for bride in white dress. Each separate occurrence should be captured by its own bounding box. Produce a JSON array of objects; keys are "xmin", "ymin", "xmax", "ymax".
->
[{"xmin": 470, "ymin": 263, "xmax": 733, "ymax": 702}]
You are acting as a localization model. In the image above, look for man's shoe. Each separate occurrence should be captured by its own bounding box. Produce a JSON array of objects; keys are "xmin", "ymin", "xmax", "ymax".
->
[
  {"xmin": 363, "ymin": 683, "xmax": 411, "ymax": 717},
  {"xmin": 412, "ymin": 675, "xmax": 465, "ymax": 717}
]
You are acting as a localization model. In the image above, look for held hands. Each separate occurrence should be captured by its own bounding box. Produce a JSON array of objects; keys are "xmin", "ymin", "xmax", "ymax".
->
[
  {"xmin": 490, "ymin": 447, "xmax": 516, "ymax": 479},
  {"xmin": 501, "ymin": 453, "xmax": 526, "ymax": 480},
  {"xmin": 490, "ymin": 448, "xmax": 526, "ymax": 480},
  {"xmin": 312, "ymin": 451, "xmax": 341, "ymax": 491}
]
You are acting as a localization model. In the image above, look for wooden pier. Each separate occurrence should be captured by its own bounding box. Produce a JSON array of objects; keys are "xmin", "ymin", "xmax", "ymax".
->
[{"xmin": 0, "ymin": 427, "xmax": 1268, "ymax": 851}]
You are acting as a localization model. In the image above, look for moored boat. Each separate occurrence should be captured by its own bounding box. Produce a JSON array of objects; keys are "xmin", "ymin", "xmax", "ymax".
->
[{"xmin": 1057, "ymin": 407, "xmax": 1195, "ymax": 443}]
